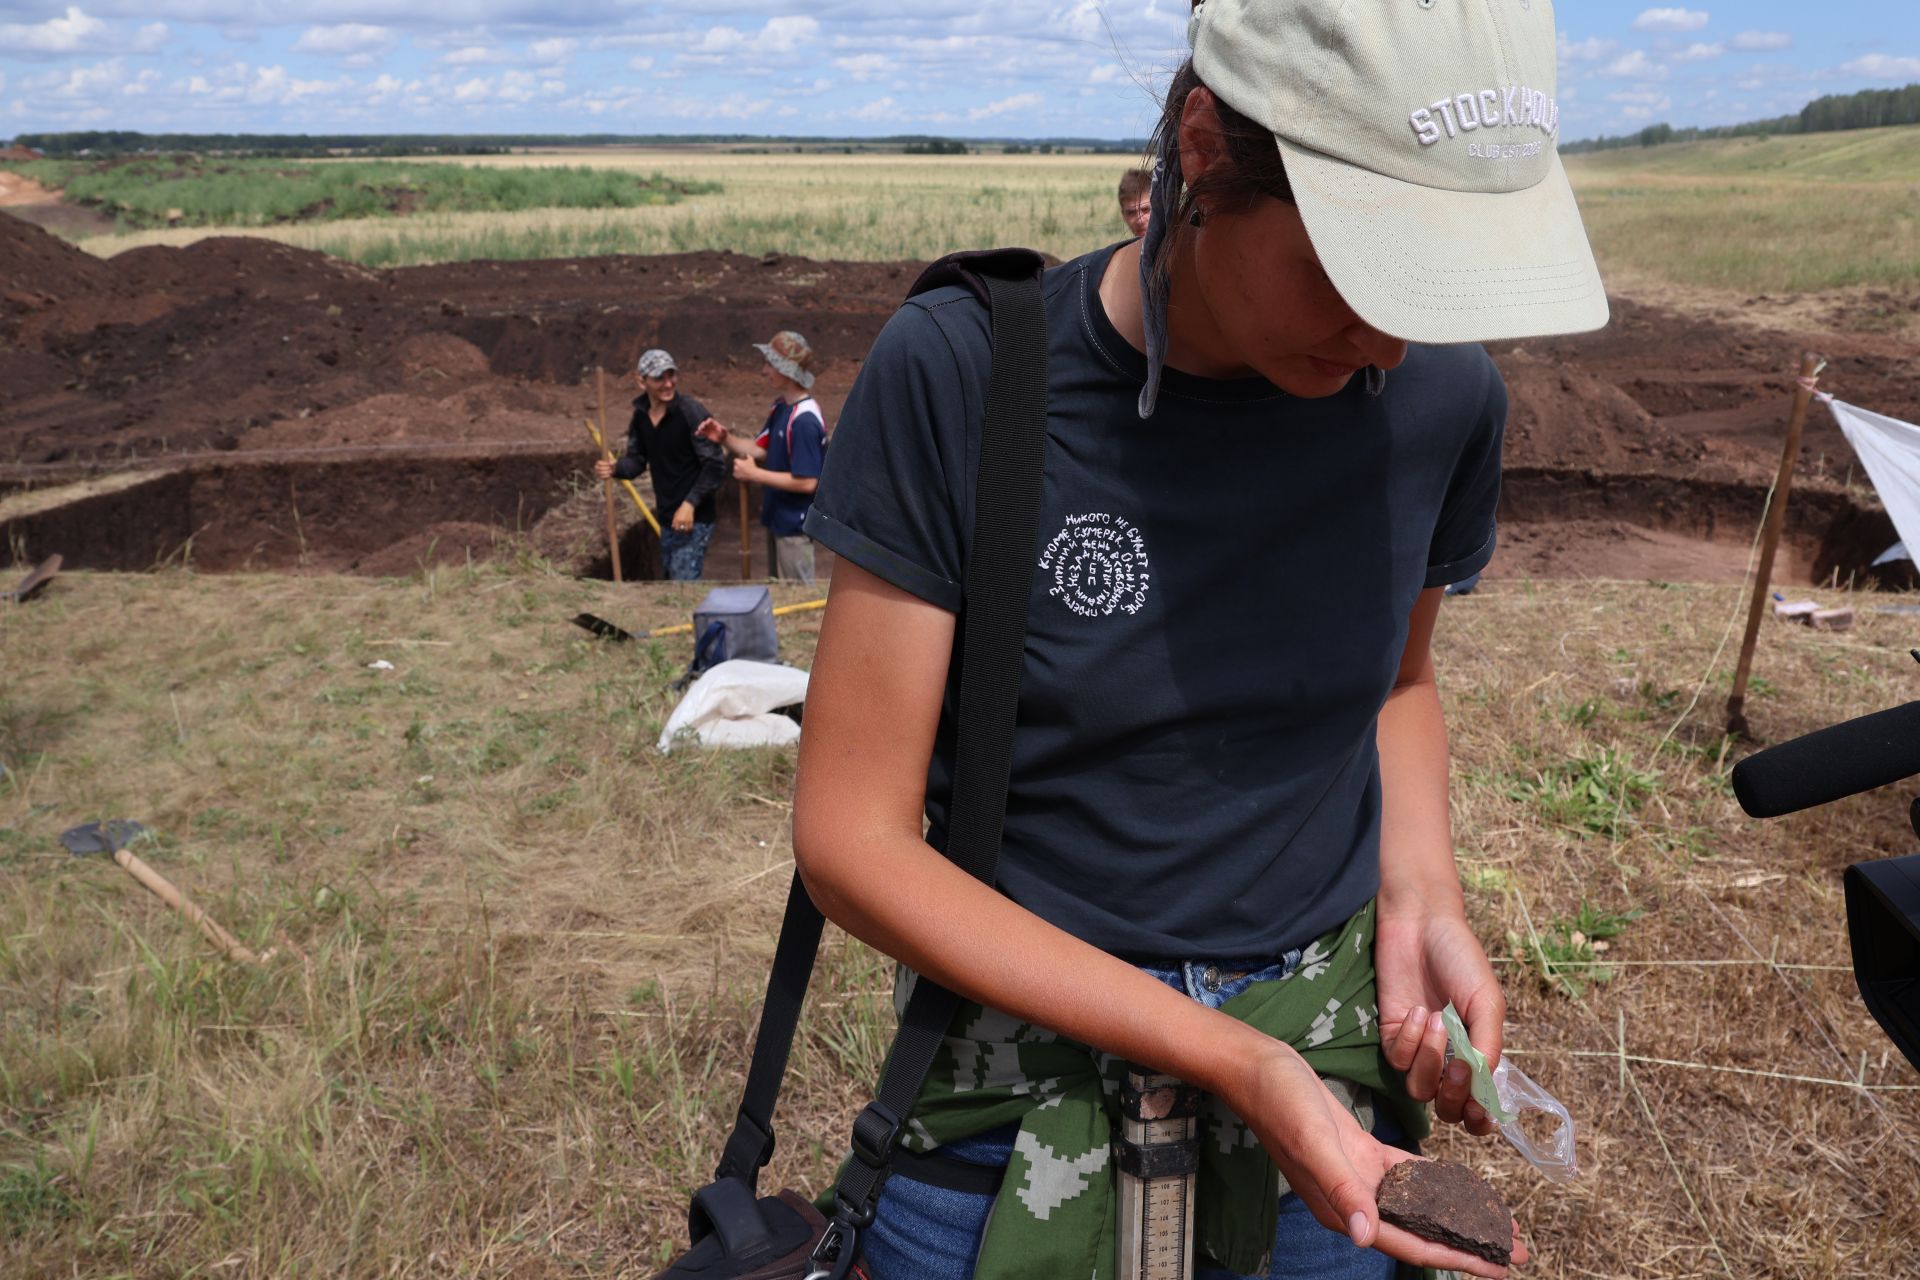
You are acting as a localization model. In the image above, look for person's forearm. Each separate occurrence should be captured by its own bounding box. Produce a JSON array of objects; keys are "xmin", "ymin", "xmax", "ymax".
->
[
  {"xmin": 793, "ymin": 825, "xmax": 1284, "ymax": 1099},
  {"xmin": 753, "ymin": 472, "xmax": 819, "ymax": 495},
  {"xmin": 1375, "ymin": 675, "xmax": 1466, "ymax": 921}
]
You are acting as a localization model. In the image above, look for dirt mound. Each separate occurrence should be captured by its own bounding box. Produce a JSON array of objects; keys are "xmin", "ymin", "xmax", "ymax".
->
[
  {"xmin": 0, "ymin": 145, "xmax": 42, "ymax": 162},
  {"xmin": 4, "ymin": 234, "xmax": 1916, "ymax": 585},
  {"xmin": 0, "ymin": 214, "xmax": 116, "ymax": 328},
  {"xmin": 1495, "ymin": 352, "xmax": 1684, "ymax": 471},
  {"xmin": 352, "ymin": 521, "xmax": 511, "ymax": 577},
  {"xmin": 110, "ymin": 235, "xmax": 381, "ymax": 304}
]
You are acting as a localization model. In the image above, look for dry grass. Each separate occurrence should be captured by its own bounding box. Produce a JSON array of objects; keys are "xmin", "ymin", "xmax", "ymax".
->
[
  {"xmin": 3, "ymin": 566, "xmax": 1919, "ymax": 1277},
  {"xmin": 75, "ymin": 152, "xmax": 1140, "ymax": 269},
  {"xmin": 1565, "ymin": 126, "xmax": 1920, "ymax": 293}
]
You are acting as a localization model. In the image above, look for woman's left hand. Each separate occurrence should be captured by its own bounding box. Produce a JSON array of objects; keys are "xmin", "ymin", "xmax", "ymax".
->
[{"xmin": 1375, "ymin": 907, "xmax": 1506, "ymax": 1136}]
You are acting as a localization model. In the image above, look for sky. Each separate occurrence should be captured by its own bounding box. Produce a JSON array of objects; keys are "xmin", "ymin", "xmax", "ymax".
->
[{"xmin": 1, "ymin": 2, "xmax": 1917, "ymax": 142}]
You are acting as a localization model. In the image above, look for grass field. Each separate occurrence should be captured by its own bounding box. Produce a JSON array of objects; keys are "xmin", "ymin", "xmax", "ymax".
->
[
  {"xmin": 13, "ymin": 156, "xmax": 711, "ymax": 231},
  {"xmin": 70, "ymin": 152, "xmax": 1150, "ymax": 267},
  {"xmin": 51, "ymin": 127, "xmax": 1920, "ymax": 296},
  {"xmin": 3, "ymin": 564, "xmax": 1918, "ymax": 1277},
  {"xmin": 1564, "ymin": 126, "xmax": 1920, "ymax": 293}
]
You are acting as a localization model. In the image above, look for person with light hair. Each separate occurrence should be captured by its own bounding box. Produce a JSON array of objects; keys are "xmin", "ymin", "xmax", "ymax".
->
[{"xmin": 698, "ymin": 330, "xmax": 828, "ymax": 584}]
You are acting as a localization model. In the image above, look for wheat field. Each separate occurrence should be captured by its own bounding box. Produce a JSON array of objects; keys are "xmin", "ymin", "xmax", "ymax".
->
[
  {"xmin": 76, "ymin": 151, "xmax": 1143, "ymax": 268},
  {"xmin": 64, "ymin": 130, "xmax": 1920, "ymax": 296}
]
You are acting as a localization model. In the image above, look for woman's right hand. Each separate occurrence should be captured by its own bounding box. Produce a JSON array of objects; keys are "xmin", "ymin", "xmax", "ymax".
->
[{"xmin": 1228, "ymin": 1043, "xmax": 1526, "ymax": 1278}]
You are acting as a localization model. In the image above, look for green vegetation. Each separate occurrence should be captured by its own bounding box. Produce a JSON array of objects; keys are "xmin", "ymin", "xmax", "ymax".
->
[
  {"xmin": 1510, "ymin": 901, "xmax": 1644, "ymax": 999},
  {"xmin": 13, "ymin": 156, "xmax": 718, "ymax": 230},
  {"xmin": 10, "ymin": 130, "xmax": 1145, "ymax": 158},
  {"xmin": 1565, "ymin": 82, "xmax": 1920, "ymax": 153},
  {"xmin": 1507, "ymin": 746, "xmax": 1659, "ymax": 840},
  {"xmin": 1565, "ymin": 125, "xmax": 1920, "ymax": 292}
]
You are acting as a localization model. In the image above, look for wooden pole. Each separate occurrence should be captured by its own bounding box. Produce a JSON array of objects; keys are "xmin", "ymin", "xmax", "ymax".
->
[
  {"xmin": 739, "ymin": 480, "xmax": 752, "ymax": 579},
  {"xmin": 597, "ymin": 368, "xmax": 623, "ymax": 584},
  {"xmin": 1727, "ymin": 351, "xmax": 1824, "ymax": 738}
]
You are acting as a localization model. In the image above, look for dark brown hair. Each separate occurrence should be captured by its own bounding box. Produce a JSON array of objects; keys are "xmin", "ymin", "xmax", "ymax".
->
[
  {"xmin": 1145, "ymin": 59, "xmax": 1294, "ymax": 285},
  {"xmin": 1117, "ymin": 168, "xmax": 1152, "ymax": 205},
  {"xmin": 1152, "ymin": 59, "xmax": 1294, "ymax": 219}
]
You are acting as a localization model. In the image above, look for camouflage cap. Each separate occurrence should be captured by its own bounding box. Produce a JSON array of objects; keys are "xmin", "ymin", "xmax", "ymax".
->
[
  {"xmin": 753, "ymin": 330, "xmax": 816, "ymax": 390},
  {"xmin": 635, "ymin": 349, "xmax": 676, "ymax": 378}
]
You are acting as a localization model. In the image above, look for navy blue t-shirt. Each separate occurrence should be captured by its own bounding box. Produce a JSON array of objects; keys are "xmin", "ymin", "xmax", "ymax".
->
[
  {"xmin": 756, "ymin": 397, "xmax": 827, "ymax": 537},
  {"xmin": 803, "ymin": 243, "xmax": 1503, "ymax": 961}
]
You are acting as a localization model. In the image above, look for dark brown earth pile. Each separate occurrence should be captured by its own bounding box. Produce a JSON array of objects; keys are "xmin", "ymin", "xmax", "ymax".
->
[
  {"xmin": 1, "ymin": 215, "xmax": 914, "ymax": 464},
  {"xmin": 3, "ymin": 210, "xmax": 1916, "ymax": 583}
]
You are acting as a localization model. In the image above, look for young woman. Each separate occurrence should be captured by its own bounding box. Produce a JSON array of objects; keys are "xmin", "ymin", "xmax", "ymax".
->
[{"xmin": 792, "ymin": 3, "xmax": 1606, "ymax": 1277}]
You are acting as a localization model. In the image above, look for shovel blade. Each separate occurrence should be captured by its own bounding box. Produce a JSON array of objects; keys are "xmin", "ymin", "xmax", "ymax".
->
[
  {"xmin": 572, "ymin": 612, "xmax": 637, "ymax": 643},
  {"xmin": 60, "ymin": 819, "xmax": 149, "ymax": 857}
]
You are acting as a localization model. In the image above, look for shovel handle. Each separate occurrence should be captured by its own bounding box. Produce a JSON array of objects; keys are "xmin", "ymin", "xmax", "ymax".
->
[{"xmin": 114, "ymin": 847, "xmax": 261, "ymax": 964}]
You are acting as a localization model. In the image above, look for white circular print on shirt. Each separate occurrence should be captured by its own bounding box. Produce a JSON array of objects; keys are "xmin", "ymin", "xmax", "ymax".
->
[{"xmin": 1037, "ymin": 513, "xmax": 1152, "ymax": 618}]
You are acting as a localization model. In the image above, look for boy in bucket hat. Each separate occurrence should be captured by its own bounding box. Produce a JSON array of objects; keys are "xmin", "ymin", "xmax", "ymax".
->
[
  {"xmin": 595, "ymin": 348, "xmax": 728, "ymax": 580},
  {"xmin": 789, "ymin": 2, "xmax": 1604, "ymax": 1278},
  {"xmin": 697, "ymin": 330, "xmax": 828, "ymax": 584}
]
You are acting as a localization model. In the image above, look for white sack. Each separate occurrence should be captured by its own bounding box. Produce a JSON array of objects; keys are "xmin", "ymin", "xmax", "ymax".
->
[
  {"xmin": 657, "ymin": 659, "xmax": 808, "ymax": 752},
  {"xmin": 1831, "ymin": 401, "xmax": 1920, "ymax": 563}
]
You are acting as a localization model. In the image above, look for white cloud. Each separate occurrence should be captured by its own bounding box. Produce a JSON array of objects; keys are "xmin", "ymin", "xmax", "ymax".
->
[
  {"xmin": 497, "ymin": 70, "xmax": 538, "ymax": 102},
  {"xmin": 453, "ymin": 77, "xmax": 491, "ymax": 101},
  {"xmin": 628, "ymin": 55, "xmax": 653, "ymax": 71},
  {"xmin": 133, "ymin": 22, "xmax": 167, "ymax": 51},
  {"xmin": 528, "ymin": 37, "xmax": 576, "ymax": 63},
  {"xmin": 1602, "ymin": 50, "xmax": 1669, "ymax": 81},
  {"xmin": 44, "ymin": 58, "xmax": 124, "ymax": 99},
  {"xmin": 1089, "ymin": 63, "xmax": 1125, "ymax": 84},
  {"xmin": 0, "ymin": 6, "xmax": 107, "ymax": 54},
  {"xmin": 834, "ymin": 53, "xmax": 895, "ymax": 82},
  {"xmin": 442, "ymin": 46, "xmax": 500, "ymax": 66},
  {"xmin": 1557, "ymin": 34, "xmax": 1618, "ymax": 64},
  {"xmin": 849, "ymin": 95, "xmax": 897, "ymax": 122},
  {"xmin": 1632, "ymin": 8, "xmax": 1709, "ymax": 33},
  {"xmin": 1608, "ymin": 89, "xmax": 1672, "ymax": 109},
  {"xmin": 1731, "ymin": 32, "xmax": 1792, "ymax": 52},
  {"xmin": 969, "ymin": 91, "xmax": 1044, "ymax": 121},
  {"xmin": 293, "ymin": 23, "xmax": 392, "ymax": 57},
  {"xmin": 1674, "ymin": 42, "xmax": 1723, "ymax": 63},
  {"xmin": 692, "ymin": 15, "xmax": 819, "ymax": 57},
  {"xmin": 1841, "ymin": 54, "xmax": 1920, "ymax": 81}
]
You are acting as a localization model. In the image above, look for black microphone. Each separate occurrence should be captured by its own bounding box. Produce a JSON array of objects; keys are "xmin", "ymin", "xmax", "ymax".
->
[{"xmin": 1733, "ymin": 701, "xmax": 1920, "ymax": 819}]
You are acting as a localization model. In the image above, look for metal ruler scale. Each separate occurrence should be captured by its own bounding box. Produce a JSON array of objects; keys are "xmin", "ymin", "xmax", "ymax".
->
[{"xmin": 1116, "ymin": 1067, "xmax": 1205, "ymax": 1280}]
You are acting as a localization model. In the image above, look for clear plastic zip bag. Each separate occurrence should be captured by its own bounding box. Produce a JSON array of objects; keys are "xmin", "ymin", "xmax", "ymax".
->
[{"xmin": 1439, "ymin": 1003, "xmax": 1579, "ymax": 1182}]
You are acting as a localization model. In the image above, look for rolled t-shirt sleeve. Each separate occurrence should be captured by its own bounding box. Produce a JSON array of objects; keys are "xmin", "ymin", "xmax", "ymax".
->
[
  {"xmin": 1424, "ymin": 358, "xmax": 1506, "ymax": 589},
  {"xmin": 804, "ymin": 302, "xmax": 973, "ymax": 613}
]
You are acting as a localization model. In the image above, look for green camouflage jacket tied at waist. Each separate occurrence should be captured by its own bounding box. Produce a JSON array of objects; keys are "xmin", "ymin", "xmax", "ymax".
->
[{"xmin": 886, "ymin": 898, "xmax": 1431, "ymax": 1279}]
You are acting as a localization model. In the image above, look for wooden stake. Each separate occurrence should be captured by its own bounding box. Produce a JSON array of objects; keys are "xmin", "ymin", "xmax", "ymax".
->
[
  {"xmin": 739, "ymin": 480, "xmax": 752, "ymax": 579},
  {"xmin": 1727, "ymin": 351, "xmax": 1824, "ymax": 738},
  {"xmin": 597, "ymin": 368, "xmax": 623, "ymax": 584}
]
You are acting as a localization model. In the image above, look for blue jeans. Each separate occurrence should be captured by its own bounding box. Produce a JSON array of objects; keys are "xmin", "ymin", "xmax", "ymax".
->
[
  {"xmin": 858, "ymin": 954, "xmax": 1415, "ymax": 1280},
  {"xmin": 659, "ymin": 521, "xmax": 715, "ymax": 581}
]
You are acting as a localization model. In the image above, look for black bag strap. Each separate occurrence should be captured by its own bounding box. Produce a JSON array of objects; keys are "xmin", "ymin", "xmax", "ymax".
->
[{"xmin": 704, "ymin": 249, "xmax": 1050, "ymax": 1267}]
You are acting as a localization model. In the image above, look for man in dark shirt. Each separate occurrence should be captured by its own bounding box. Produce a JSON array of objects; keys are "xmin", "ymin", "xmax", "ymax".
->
[{"xmin": 595, "ymin": 348, "xmax": 729, "ymax": 581}]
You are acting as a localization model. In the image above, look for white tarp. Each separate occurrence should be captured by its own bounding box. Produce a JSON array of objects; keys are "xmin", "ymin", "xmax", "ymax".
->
[
  {"xmin": 1830, "ymin": 400, "xmax": 1920, "ymax": 566},
  {"xmin": 657, "ymin": 659, "xmax": 808, "ymax": 752}
]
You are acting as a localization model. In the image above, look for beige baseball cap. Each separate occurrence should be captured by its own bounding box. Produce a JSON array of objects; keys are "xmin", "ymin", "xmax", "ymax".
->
[{"xmin": 1189, "ymin": 0, "xmax": 1608, "ymax": 343}]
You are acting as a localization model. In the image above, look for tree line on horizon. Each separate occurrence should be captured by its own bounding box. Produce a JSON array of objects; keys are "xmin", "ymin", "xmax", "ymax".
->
[
  {"xmin": 4, "ymin": 130, "xmax": 1144, "ymax": 158},
  {"xmin": 13, "ymin": 81, "xmax": 1915, "ymax": 162},
  {"xmin": 1562, "ymin": 82, "xmax": 1920, "ymax": 154}
]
